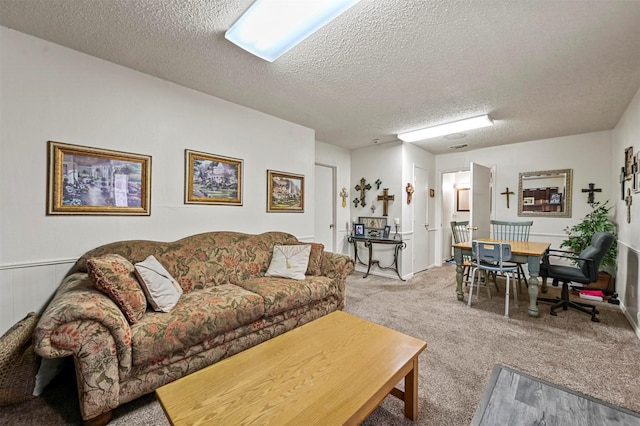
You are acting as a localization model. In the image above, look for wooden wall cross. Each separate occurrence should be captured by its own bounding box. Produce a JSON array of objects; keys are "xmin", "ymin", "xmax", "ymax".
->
[
  {"xmin": 339, "ymin": 187, "xmax": 348, "ymax": 208},
  {"xmin": 581, "ymin": 183, "xmax": 602, "ymax": 204},
  {"xmin": 377, "ymin": 188, "xmax": 395, "ymax": 216},
  {"xmin": 355, "ymin": 178, "xmax": 371, "ymax": 207},
  {"xmin": 501, "ymin": 187, "xmax": 514, "ymax": 208},
  {"xmin": 626, "ymin": 188, "xmax": 632, "ymax": 223}
]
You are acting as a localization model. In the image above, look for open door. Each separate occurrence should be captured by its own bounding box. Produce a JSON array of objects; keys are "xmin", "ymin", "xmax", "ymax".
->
[{"xmin": 469, "ymin": 162, "xmax": 492, "ymax": 240}]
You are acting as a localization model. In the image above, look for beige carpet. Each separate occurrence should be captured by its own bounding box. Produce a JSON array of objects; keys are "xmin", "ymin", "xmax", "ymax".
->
[{"xmin": 2, "ymin": 264, "xmax": 639, "ymax": 425}]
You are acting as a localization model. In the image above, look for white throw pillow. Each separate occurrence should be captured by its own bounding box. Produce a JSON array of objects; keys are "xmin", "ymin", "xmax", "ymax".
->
[
  {"xmin": 265, "ymin": 244, "xmax": 311, "ymax": 280},
  {"xmin": 134, "ymin": 255, "xmax": 183, "ymax": 312}
]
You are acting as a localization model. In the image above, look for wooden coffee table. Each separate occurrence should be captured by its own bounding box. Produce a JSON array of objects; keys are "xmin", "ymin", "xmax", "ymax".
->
[{"xmin": 156, "ymin": 310, "xmax": 427, "ymax": 425}]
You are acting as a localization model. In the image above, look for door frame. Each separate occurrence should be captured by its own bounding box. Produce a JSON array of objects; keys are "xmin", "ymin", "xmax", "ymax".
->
[
  {"xmin": 314, "ymin": 162, "xmax": 337, "ymax": 252},
  {"xmin": 436, "ymin": 166, "xmax": 496, "ymax": 266}
]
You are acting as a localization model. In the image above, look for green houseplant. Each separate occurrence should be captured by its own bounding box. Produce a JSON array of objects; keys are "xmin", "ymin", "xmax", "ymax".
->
[{"xmin": 560, "ymin": 200, "xmax": 617, "ymax": 275}]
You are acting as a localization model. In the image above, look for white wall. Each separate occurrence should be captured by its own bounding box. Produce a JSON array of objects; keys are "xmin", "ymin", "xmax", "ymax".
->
[
  {"xmin": 612, "ymin": 87, "xmax": 640, "ymax": 338},
  {"xmin": 436, "ymin": 131, "xmax": 614, "ymax": 252},
  {"xmin": 350, "ymin": 142, "xmax": 404, "ymax": 278},
  {"xmin": 0, "ymin": 27, "xmax": 316, "ymax": 334}
]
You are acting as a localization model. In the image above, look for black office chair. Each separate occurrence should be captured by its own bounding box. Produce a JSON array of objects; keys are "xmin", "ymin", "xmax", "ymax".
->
[{"xmin": 538, "ymin": 232, "xmax": 614, "ymax": 322}]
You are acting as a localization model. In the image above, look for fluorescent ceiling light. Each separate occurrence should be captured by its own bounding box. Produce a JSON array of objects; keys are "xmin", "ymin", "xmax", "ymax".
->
[
  {"xmin": 398, "ymin": 115, "xmax": 494, "ymax": 143},
  {"xmin": 225, "ymin": 0, "xmax": 361, "ymax": 62}
]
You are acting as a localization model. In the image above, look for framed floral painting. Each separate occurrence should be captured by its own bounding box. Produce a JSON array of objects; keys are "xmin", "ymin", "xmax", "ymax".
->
[
  {"xmin": 267, "ymin": 170, "xmax": 304, "ymax": 212},
  {"xmin": 185, "ymin": 150, "xmax": 243, "ymax": 205},
  {"xmin": 47, "ymin": 141, "xmax": 151, "ymax": 215}
]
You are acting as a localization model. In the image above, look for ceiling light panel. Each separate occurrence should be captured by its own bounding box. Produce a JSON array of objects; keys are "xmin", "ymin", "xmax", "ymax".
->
[
  {"xmin": 225, "ymin": 0, "xmax": 361, "ymax": 62},
  {"xmin": 398, "ymin": 115, "xmax": 494, "ymax": 143}
]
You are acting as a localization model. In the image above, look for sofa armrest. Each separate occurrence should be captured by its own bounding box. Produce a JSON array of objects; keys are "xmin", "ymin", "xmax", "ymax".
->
[
  {"xmin": 34, "ymin": 272, "xmax": 134, "ymax": 375},
  {"xmin": 320, "ymin": 252, "xmax": 354, "ymax": 309},
  {"xmin": 321, "ymin": 252, "xmax": 355, "ymax": 280}
]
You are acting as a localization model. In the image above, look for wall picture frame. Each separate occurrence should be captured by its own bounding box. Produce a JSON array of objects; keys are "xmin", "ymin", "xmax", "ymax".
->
[
  {"xmin": 267, "ymin": 170, "xmax": 304, "ymax": 212},
  {"xmin": 185, "ymin": 150, "xmax": 243, "ymax": 205},
  {"xmin": 549, "ymin": 192, "xmax": 563, "ymax": 205},
  {"xmin": 625, "ymin": 146, "xmax": 634, "ymax": 180},
  {"xmin": 359, "ymin": 217, "xmax": 387, "ymax": 230},
  {"xmin": 47, "ymin": 141, "xmax": 151, "ymax": 216},
  {"xmin": 456, "ymin": 188, "xmax": 470, "ymax": 211}
]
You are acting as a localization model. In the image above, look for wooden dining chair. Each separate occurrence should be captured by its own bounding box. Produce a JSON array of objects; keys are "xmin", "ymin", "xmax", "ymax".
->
[
  {"xmin": 450, "ymin": 221, "xmax": 471, "ymax": 286},
  {"xmin": 490, "ymin": 220, "xmax": 533, "ymax": 290}
]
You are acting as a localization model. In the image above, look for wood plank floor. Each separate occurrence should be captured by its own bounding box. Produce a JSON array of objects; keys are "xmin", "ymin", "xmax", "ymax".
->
[{"xmin": 472, "ymin": 365, "xmax": 640, "ymax": 426}]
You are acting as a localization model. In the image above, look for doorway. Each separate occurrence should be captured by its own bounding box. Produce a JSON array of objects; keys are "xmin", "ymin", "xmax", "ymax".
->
[
  {"xmin": 314, "ymin": 163, "xmax": 336, "ymax": 252},
  {"xmin": 414, "ymin": 165, "xmax": 430, "ymax": 272}
]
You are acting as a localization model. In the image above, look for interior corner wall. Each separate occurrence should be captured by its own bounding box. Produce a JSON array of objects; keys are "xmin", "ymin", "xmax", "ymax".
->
[
  {"xmin": 315, "ymin": 140, "xmax": 351, "ymax": 254},
  {"xmin": 436, "ymin": 131, "xmax": 613, "ymax": 252},
  {"xmin": 611, "ymin": 86, "xmax": 640, "ymax": 338},
  {"xmin": 350, "ymin": 142, "xmax": 404, "ymax": 278},
  {"xmin": 0, "ymin": 27, "xmax": 316, "ymax": 334}
]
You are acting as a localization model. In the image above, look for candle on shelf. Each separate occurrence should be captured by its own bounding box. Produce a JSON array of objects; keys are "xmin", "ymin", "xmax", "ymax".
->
[
  {"xmin": 394, "ymin": 218, "xmax": 400, "ymax": 225},
  {"xmin": 352, "ymin": 217, "xmax": 357, "ymax": 224}
]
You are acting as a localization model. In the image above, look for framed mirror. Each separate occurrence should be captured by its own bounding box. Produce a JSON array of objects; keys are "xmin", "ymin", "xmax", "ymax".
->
[{"xmin": 518, "ymin": 169, "xmax": 572, "ymax": 217}]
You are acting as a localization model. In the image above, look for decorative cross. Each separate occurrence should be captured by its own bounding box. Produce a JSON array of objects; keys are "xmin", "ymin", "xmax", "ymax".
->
[
  {"xmin": 406, "ymin": 183, "xmax": 415, "ymax": 204},
  {"xmin": 370, "ymin": 203, "xmax": 376, "ymax": 214},
  {"xmin": 626, "ymin": 188, "xmax": 632, "ymax": 224},
  {"xmin": 501, "ymin": 187, "xmax": 515, "ymax": 208},
  {"xmin": 581, "ymin": 183, "xmax": 602, "ymax": 204},
  {"xmin": 339, "ymin": 187, "xmax": 348, "ymax": 208},
  {"xmin": 377, "ymin": 188, "xmax": 395, "ymax": 217},
  {"xmin": 355, "ymin": 178, "xmax": 371, "ymax": 207},
  {"xmin": 375, "ymin": 179, "xmax": 382, "ymax": 189},
  {"xmin": 620, "ymin": 167, "xmax": 626, "ymax": 200},
  {"xmin": 353, "ymin": 198, "xmax": 360, "ymax": 207}
]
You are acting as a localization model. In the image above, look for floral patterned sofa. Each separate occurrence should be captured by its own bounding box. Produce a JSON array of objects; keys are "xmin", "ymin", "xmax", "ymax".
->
[{"xmin": 33, "ymin": 231, "xmax": 354, "ymax": 425}]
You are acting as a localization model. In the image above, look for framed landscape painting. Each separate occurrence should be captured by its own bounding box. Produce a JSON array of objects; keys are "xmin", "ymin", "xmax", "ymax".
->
[
  {"xmin": 267, "ymin": 170, "xmax": 304, "ymax": 212},
  {"xmin": 47, "ymin": 141, "xmax": 151, "ymax": 215},
  {"xmin": 185, "ymin": 150, "xmax": 243, "ymax": 205}
]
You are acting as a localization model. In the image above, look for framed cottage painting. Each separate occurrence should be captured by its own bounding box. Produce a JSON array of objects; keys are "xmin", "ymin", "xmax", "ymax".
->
[
  {"xmin": 185, "ymin": 150, "xmax": 243, "ymax": 205},
  {"xmin": 267, "ymin": 170, "xmax": 304, "ymax": 212},
  {"xmin": 47, "ymin": 141, "xmax": 151, "ymax": 215}
]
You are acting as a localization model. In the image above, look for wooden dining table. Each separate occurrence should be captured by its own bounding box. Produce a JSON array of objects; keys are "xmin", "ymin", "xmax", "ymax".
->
[{"xmin": 453, "ymin": 239, "xmax": 551, "ymax": 317}]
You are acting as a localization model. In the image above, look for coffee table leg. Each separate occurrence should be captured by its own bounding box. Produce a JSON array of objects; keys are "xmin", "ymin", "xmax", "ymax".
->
[{"xmin": 404, "ymin": 356, "xmax": 419, "ymax": 420}]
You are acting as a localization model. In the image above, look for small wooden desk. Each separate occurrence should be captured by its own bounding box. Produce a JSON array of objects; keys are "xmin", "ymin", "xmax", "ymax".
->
[
  {"xmin": 453, "ymin": 239, "xmax": 550, "ymax": 317},
  {"xmin": 156, "ymin": 311, "xmax": 427, "ymax": 425},
  {"xmin": 348, "ymin": 235, "xmax": 406, "ymax": 280}
]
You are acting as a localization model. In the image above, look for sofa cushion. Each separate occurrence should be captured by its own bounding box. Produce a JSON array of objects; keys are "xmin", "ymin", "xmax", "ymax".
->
[
  {"xmin": 236, "ymin": 276, "xmax": 336, "ymax": 316},
  {"xmin": 130, "ymin": 284, "xmax": 265, "ymax": 366},
  {"xmin": 265, "ymin": 245, "xmax": 311, "ymax": 280},
  {"xmin": 87, "ymin": 254, "xmax": 147, "ymax": 324},
  {"xmin": 134, "ymin": 255, "xmax": 183, "ymax": 312},
  {"xmin": 305, "ymin": 243, "xmax": 324, "ymax": 276}
]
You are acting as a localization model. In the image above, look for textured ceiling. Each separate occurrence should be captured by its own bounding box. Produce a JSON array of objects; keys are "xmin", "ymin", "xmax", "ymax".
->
[{"xmin": 1, "ymin": 0, "xmax": 639, "ymax": 154}]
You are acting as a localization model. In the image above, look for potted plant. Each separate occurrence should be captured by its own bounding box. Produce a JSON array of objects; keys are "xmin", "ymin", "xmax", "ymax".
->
[{"xmin": 560, "ymin": 200, "xmax": 617, "ymax": 289}]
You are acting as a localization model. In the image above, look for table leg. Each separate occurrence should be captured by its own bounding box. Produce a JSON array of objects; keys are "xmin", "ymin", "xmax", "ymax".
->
[
  {"xmin": 404, "ymin": 356, "xmax": 419, "ymax": 420},
  {"xmin": 527, "ymin": 256, "xmax": 541, "ymax": 317},
  {"xmin": 364, "ymin": 240, "xmax": 374, "ymax": 278},
  {"xmin": 454, "ymin": 247, "xmax": 464, "ymax": 301}
]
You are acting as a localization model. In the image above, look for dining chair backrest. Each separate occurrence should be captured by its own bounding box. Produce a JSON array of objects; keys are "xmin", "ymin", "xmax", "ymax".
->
[
  {"xmin": 451, "ymin": 221, "xmax": 470, "ymax": 244},
  {"xmin": 490, "ymin": 220, "xmax": 533, "ymax": 242},
  {"xmin": 472, "ymin": 241, "xmax": 513, "ymax": 267}
]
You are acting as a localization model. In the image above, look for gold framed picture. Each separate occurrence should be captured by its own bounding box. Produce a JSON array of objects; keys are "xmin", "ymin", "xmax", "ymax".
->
[
  {"xmin": 47, "ymin": 141, "xmax": 151, "ymax": 216},
  {"xmin": 184, "ymin": 150, "xmax": 243, "ymax": 205},
  {"xmin": 267, "ymin": 170, "xmax": 304, "ymax": 212}
]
